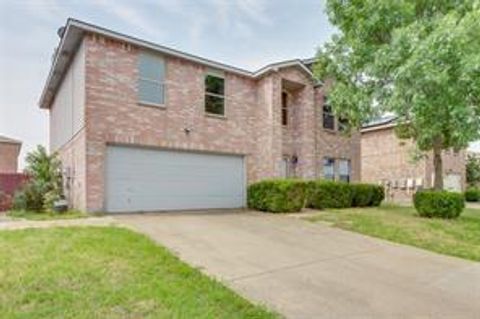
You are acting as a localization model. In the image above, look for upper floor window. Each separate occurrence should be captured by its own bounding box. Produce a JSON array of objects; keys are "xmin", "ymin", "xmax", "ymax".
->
[
  {"xmin": 323, "ymin": 100, "xmax": 335, "ymax": 130},
  {"xmin": 338, "ymin": 117, "xmax": 348, "ymax": 132},
  {"xmin": 205, "ymin": 74, "xmax": 225, "ymax": 116},
  {"xmin": 323, "ymin": 157, "xmax": 335, "ymax": 180},
  {"xmin": 338, "ymin": 159, "xmax": 351, "ymax": 183},
  {"xmin": 138, "ymin": 53, "xmax": 165, "ymax": 105},
  {"xmin": 281, "ymin": 91, "xmax": 289, "ymax": 126}
]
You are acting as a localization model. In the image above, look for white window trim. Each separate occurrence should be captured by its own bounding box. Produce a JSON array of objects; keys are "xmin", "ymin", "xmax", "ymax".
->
[
  {"xmin": 323, "ymin": 157, "xmax": 336, "ymax": 180},
  {"xmin": 205, "ymin": 72, "xmax": 226, "ymax": 117},
  {"xmin": 138, "ymin": 53, "xmax": 166, "ymax": 107},
  {"xmin": 338, "ymin": 158, "xmax": 351, "ymax": 182}
]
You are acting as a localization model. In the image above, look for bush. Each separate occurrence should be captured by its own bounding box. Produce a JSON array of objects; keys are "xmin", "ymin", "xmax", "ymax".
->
[
  {"xmin": 351, "ymin": 184, "xmax": 373, "ymax": 207},
  {"xmin": 370, "ymin": 185, "xmax": 385, "ymax": 206},
  {"xmin": 413, "ymin": 190, "xmax": 465, "ymax": 219},
  {"xmin": 0, "ymin": 191, "xmax": 11, "ymax": 211},
  {"xmin": 465, "ymin": 187, "xmax": 480, "ymax": 202},
  {"xmin": 11, "ymin": 145, "xmax": 64, "ymax": 213},
  {"xmin": 247, "ymin": 179, "xmax": 306, "ymax": 213},
  {"xmin": 307, "ymin": 180, "xmax": 353, "ymax": 209},
  {"xmin": 12, "ymin": 183, "xmax": 44, "ymax": 212}
]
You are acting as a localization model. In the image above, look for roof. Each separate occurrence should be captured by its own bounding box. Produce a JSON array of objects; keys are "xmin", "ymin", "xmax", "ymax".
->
[
  {"xmin": 0, "ymin": 135, "xmax": 22, "ymax": 145},
  {"xmin": 39, "ymin": 18, "xmax": 316, "ymax": 109},
  {"xmin": 361, "ymin": 115, "xmax": 398, "ymax": 133}
]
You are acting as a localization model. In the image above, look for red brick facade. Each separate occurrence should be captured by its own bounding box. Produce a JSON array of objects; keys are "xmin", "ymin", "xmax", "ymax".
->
[
  {"xmin": 49, "ymin": 33, "xmax": 360, "ymax": 212},
  {"xmin": 361, "ymin": 125, "xmax": 466, "ymax": 203},
  {"xmin": 0, "ymin": 139, "xmax": 21, "ymax": 174}
]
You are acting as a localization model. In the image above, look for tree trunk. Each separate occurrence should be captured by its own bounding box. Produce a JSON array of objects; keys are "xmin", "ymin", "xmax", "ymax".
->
[{"xmin": 433, "ymin": 142, "xmax": 443, "ymax": 190}]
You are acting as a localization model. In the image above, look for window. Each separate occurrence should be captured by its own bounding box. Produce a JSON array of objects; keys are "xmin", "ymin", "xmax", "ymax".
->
[
  {"xmin": 338, "ymin": 117, "xmax": 348, "ymax": 132},
  {"xmin": 138, "ymin": 53, "xmax": 165, "ymax": 105},
  {"xmin": 338, "ymin": 159, "xmax": 351, "ymax": 183},
  {"xmin": 205, "ymin": 74, "xmax": 225, "ymax": 115},
  {"xmin": 282, "ymin": 157, "xmax": 290, "ymax": 178},
  {"xmin": 323, "ymin": 99, "xmax": 335, "ymax": 130},
  {"xmin": 323, "ymin": 157, "xmax": 335, "ymax": 180},
  {"xmin": 281, "ymin": 91, "xmax": 288, "ymax": 126}
]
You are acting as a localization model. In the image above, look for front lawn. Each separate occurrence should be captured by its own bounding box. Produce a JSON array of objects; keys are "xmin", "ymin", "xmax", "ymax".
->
[
  {"xmin": 306, "ymin": 205, "xmax": 480, "ymax": 261},
  {"xmin": 6, "ymin": 210, "xmax": 91, "ymax": 221},
  {"xmin": 0, "ymin": 227, "xmax": 277, "ymax": 319}
]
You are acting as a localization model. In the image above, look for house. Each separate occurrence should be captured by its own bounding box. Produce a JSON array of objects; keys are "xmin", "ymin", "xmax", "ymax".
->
[
  {"xmin": 39, "ymin": 19, "xmax": 360, "ymax": 213},
  {"xmin": 0, "ymin": 135, "xmax": 21, "ymax": 173},
  {"xmin": 361, "ymin": 117, "xmax": 466, "ymax": 202}
]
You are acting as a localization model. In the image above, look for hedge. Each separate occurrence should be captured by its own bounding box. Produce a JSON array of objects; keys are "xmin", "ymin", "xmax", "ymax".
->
[
  {"xmin": 248, "ymin": 179, "xmax": 385, "ymax": 213},
  {"xmin": 413, "ymin": 190, "xmax": 465, "ymax": 219},
  {"xmin": 247, "ymin": 179, "xmax": 307, "ymax": 213},
  {"xmin": 351, "ymin": 183, "xmax": 385, "ymax": 207},
  {"xmin": 306, "ymin": 180, "xmax": 353, "ymax": 209},
  {"xmin": 465, "ymin": 187, "xmax": 480, "ymax": 202}
]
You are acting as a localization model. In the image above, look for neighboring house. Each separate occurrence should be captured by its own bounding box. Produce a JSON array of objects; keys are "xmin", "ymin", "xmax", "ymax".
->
[
  {"xmin": 0, "ymin": 135, "xmax": 24, "ymax": 211},
  {"xmin": 361, "ymin": 117, "xmax": 466, "ymax": 202},
  {"xmin": 0, "ymin": 135, "xmax": 21, "ymax": 173},
  {"xmin": 39, "ymin": 19, "xmax": 360, "ymax": 213}
]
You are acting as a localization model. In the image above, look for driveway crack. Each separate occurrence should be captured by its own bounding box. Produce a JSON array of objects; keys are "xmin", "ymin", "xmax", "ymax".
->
[{"xmin": 229, "ymin": 247, "xmax": 382, "ymax": 282}]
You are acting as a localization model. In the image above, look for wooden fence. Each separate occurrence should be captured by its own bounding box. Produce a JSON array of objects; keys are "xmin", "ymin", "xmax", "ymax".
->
[{"xmin": 0, "ymin": 173, "xmax": 29, "ymax": 211}]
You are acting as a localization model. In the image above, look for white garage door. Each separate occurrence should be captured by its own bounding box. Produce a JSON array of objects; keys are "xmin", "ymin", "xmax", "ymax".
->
[{"xmin": 105, "ymin": 146, "xmax": 245, "ymax": 212}]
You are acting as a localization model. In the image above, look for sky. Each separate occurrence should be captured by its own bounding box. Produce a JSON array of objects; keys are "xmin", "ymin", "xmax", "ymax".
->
[{"xmin": 0, "ymin": 0, "xmax": 479, "ymax": 169}]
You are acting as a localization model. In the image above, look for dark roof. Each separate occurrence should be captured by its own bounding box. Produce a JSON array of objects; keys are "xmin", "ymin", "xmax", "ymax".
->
[
  {"xmin": 362, "ymin": 115, "xmax": 397, "ymax": 130},
  {"xmin": 39, "ymin": 18, "xmax": 316, "ymax": 109},
  {"xmin": 0, "ymin": 135, "xmax": 22, "ymax": 144}
]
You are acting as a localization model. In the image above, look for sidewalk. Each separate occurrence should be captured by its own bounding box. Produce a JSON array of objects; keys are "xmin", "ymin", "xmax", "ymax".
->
[{"xmin": 0, "ymin": 215, "xmax": 121, "ymax": 231}]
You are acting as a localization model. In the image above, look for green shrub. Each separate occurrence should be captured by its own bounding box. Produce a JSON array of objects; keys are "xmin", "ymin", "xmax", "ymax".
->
[
  {"xmin": 465, "ymin": 187, "xmax": 480, "ymax": 202},
  {"xmin": 351, "ymin": 184, "xmax": 374, "ymax": 207},
  {"xmin": 413, "ymin": 190, "xmax": 465, "ymax": 219},
  {"xmin": 307, "ymin": 180, "xmax": 353, "ymax": 209},
  {"xmin": 370, "ymin": 185, "xmax": 385, "ymax": 206},
  {"xmin": 247, "ymin": 179, "xmax": 306, "ymax": 213},
  {"xmin": 12, "ymin": 183, "xmax": 44, "ymax": 212},
  {"xmin": 11, "ymin": 145, "xmax": 64, "ymax": 213}
]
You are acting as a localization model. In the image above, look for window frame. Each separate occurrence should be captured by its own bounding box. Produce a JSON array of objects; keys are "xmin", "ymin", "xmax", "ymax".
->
[
  {"xmin": 338, "ymin": 117, "xmax": 348, "ymax": 132},
  {"xmin": 138, "ymin": 52, "xmax": 166, "ymax": 107},
  {"xmin": 322, "ymin": 99, "xmax": 335, "ymax": 130},
  {"xmin": 338, "ymin": 158, "xmax": 351, "ymax": 183},
  {"xmin": 282, "ymin": 156, "xmax": 290, "ymax": 178},
  {"xmin": 281, "ymin": 91, "xmax": 289, "ymax": 126},
  {"xmin": 323, "ymin": 157, "xmax": 336, "ymax": 181},
  {"xmin": 204, "ymin": 73, "xmax": 226, "ymax": 117}
]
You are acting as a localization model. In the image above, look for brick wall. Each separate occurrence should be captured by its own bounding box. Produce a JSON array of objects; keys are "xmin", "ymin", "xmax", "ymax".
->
[
  {"xmin": 361, "ymin": 126, "xmax": 466, "ymax": 202},
  {"xmin": 0, "ymin": 142, "xmax": 20, "ymax": 173},
  {"xmin": 54, "ymin": 33, "xmax": 360, "ymax": 212}
]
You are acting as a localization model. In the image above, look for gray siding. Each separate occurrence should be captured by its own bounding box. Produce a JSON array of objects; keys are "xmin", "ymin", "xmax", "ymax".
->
[{"xmin": 50, "ymin": 40, "xmax": 85, "ymax": 151}]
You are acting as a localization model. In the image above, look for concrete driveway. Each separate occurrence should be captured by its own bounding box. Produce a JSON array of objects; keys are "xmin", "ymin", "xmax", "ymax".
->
[{"xmin": 115, "ymin": 210, "xmax": 480, "ymax": 319}]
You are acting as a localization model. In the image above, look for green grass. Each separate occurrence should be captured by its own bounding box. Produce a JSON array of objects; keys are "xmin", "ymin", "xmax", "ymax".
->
[
  {"xmin": 0, "ymin": 227, "xmax": 278, "ymax": 319},
  {"xmin": 306, "ymin": 205, "xmax": 480, "ymax": 261},
  {"xmin": 6, "ymin": 210, "xmax": 92, "ymax": 221}
]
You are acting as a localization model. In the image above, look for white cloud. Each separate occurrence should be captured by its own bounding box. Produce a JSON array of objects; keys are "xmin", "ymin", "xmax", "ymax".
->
[
  {"xmin": 237, "ymin": 0, "xmax": 272, "ymax": 26},
  {"xmin": 92, "ymin": 0, "xmax": 165, "ymax": 40}
]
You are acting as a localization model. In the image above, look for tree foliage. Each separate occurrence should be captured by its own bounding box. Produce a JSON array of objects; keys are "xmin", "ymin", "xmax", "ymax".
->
[
  {"xmin": 467, "ymin": 154, "xmax": 480, "ymax": 186},
  {"xmin": 13, "ymin": 145, "xmax": 63, "ymax": 212},
  {"xmin": 315, "ymin": 0, "xmax": 480, "ymax": 189}
]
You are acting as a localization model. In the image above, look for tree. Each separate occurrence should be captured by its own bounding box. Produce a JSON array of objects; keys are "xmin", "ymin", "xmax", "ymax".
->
[
  {"xmin": 315, "ymin": 0, "xmax": 480, "ymax": 190},
  {"xmin": 13, "ymin": 145, "xmax": 63, "ymax": 212},
  {"xmin": 467, "ymin": 154, "xmax": 480, "ymax": 186}
]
